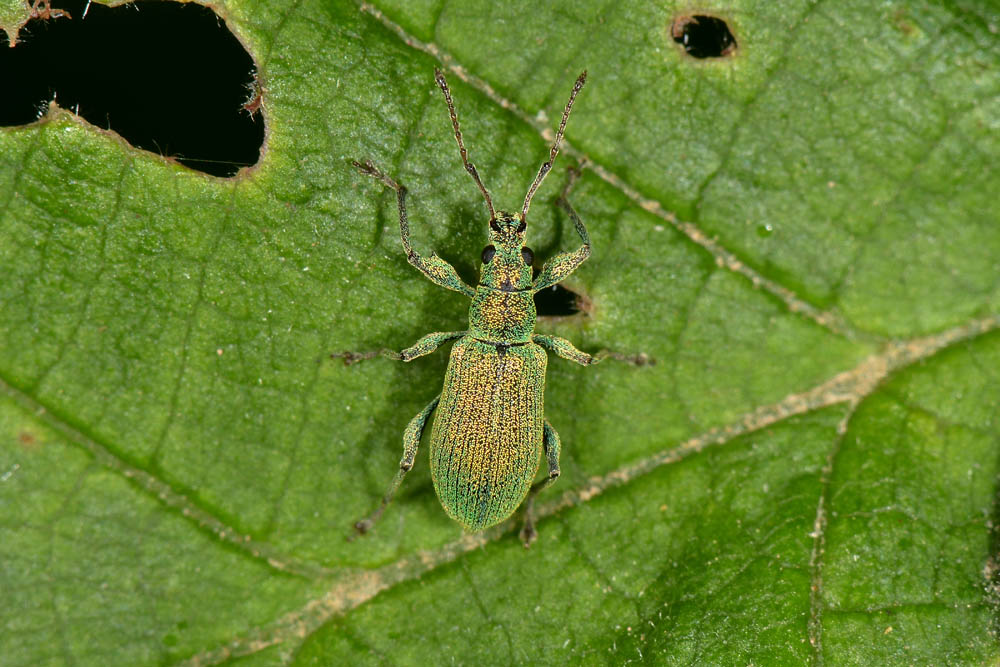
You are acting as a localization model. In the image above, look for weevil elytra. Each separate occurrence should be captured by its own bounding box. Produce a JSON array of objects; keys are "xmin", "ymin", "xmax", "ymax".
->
[{"xmin": 342, "ymin": 69, "xmax": 644, "ymax": 545}]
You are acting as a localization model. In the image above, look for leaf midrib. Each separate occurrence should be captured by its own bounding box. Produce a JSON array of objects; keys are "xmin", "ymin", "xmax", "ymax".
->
[{"xmin": 179, "ymin": 312, "xmax": 1000, "ymax": 663}]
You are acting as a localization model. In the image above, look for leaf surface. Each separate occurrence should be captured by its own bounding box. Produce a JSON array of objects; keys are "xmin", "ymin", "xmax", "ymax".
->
[{"xmin": 1, "ymin": 0, "xmax": 998, "ymax": 664}]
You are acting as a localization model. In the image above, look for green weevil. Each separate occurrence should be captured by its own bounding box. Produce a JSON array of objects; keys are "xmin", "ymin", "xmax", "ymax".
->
[{"xmin": 343, "ymin": 69, "xmax": 640, "ymax": 545}]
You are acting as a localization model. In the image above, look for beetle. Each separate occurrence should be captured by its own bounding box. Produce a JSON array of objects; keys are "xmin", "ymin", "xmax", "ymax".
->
[{"xmin": 342, "ymin": 69, "xmax": 638, "ymax": 545}]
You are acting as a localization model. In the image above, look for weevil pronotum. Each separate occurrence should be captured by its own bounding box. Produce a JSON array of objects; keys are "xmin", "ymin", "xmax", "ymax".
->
[{"xmin": 340, "ymin": 69, "xmax": 648, "ymax": 545}]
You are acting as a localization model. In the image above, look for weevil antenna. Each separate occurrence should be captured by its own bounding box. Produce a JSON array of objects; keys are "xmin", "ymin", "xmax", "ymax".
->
[
  {"xmin": 435, "ymin": 69, "xmax": 497, "ymax": 220},
  {"xmin": 522, "ymin": 71, "xmax": 587, "ymax": 220}
]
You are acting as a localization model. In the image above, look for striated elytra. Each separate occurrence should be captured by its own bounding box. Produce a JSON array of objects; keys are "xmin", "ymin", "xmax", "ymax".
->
[{"xmin": 339, "ymin": 70, "xmax": 646, "ymax": 545}]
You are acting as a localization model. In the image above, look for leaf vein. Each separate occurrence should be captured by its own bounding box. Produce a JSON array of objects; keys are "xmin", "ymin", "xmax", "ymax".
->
[
  {"xmin": 356, "ymin": 0, "xmax": 869, "ymax": 343},
  {"xmin": 180, "ymin": 314, "xmax": 1000, "ymax": 665}
]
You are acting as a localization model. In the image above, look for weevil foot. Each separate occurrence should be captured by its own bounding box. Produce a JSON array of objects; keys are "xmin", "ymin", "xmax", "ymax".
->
[
  {"xmin": 625, "ymin": 352, "xmax": 655, "ymax": 366},
  {"xmin": 519, "ymin": 520, "xmax": 539, "ymax": 548},
  {"xmin": 347, "ymin": 518, "xmax": 374, "ymax": 542},
  {"xmin": 331, "ymin": 350, "xmax": 379, "ymax": 366},
  {"xmin": 352, "ymin": 159, "xmax": 404, "ymax": 193},
  {"xmin": 351, "ymin": 159, "xmax": 378, "ymax": 177},
  {"xmin": 597, "ymin": 350, "xmax": 656, "ymax": 366}
]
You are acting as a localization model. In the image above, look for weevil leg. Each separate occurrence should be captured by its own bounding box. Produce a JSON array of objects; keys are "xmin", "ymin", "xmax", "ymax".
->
[
  {"xmin": 532, "ymin": 333, "xmax": 599, "ymax": 366},
  {"xmin": 532, "ymin": 334, "xmax": 652, "ymax": 367},
  {"xmin": 352, "ymin": 159, "xmax": 476, "ymax": 298},
  {"xmin": 532, "ymin": 167, "xmax": 592, "ymax": 292},
  {"xmin": 352, "ymin": 394, "xmax": 441, "ymax": 538},
  {"xmin": 520, "ymin": 420, "xmax": 562, "ymax": 547},
  {"xmin": 332, "ymin": 331, "xmax": 467, "ymax": 365}
]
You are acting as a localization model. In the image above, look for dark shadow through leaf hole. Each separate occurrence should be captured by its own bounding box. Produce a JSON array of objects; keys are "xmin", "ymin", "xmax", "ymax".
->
[
  {"xmin": 672, "ymin": 15, "xmax": 737, "ymax": 59},
  {"xmin": 535, "ymin": 283, "xmax": 580, "ymax": 317},
  {"xmin": 0, "ymin": 0, "xmax": 263, "ymax": 177}
]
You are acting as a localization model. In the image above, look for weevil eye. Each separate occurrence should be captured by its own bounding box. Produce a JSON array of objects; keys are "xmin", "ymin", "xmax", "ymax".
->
[
  {"xmin": 521, "ymin": 247, "xmax": 534, "ymax": 266},
  {"xmin": 481, "ymin": 245, "xmax": 496, "ymax": 263},
  {"xmin": 516, "ymin": 219, "xmax": 527, "ymax": 233}
]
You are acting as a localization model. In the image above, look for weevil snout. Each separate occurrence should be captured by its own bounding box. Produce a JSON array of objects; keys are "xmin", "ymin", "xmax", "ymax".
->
[
  {"xmin": 480, "ymin": 211, "xmax": 534, "ymax": 290},
  {"xmin": 489, "ymin": 211, "xmax": 527, "ymax": 241}
]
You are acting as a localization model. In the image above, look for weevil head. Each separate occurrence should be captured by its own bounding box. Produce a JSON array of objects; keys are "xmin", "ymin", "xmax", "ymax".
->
[{"xmin": 479, "ymin": 210, "xmax": 534, "ymax": 291}]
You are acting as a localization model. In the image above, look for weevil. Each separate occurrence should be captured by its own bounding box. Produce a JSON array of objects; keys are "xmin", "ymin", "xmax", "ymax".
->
[{"xmin": 342, "ymin": 69, "xmax": 644, "ymax": 545}]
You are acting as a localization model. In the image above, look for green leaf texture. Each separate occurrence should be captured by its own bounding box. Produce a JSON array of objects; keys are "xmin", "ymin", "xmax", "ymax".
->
[{"xmin": 1, "ymin": 0, "xmax": 998, "ymax": 664}]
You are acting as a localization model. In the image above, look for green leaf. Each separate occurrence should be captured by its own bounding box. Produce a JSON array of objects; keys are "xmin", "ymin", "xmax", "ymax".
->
[{"xmin": 1, "ymin": 0, "xmax": 998, "ymax": 664}]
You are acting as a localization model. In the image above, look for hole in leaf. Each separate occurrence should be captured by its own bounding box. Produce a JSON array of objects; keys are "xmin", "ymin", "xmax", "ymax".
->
[
  {"xmin": 535, "ymin": 284, "xmax": 580, "ymax": 317},
  {"xmin": 0, "ymin": 0, "xmax": 263, "ymax": 177},
  {"xmin": 671, "ymin": 14, "xmax": 737, "ymax": 59}
]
